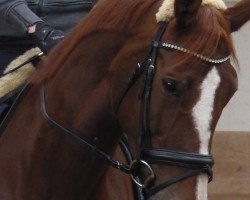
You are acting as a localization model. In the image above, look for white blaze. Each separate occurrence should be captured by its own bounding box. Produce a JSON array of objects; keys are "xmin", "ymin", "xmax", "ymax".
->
[{"xmin": 192, "ymin": 67, "xmax": 221, "ymax": 200}]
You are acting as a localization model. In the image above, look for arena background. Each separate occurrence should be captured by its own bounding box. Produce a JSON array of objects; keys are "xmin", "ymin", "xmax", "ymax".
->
[{"xmin": 209, "ymin": 0, "xmax": 250, "ymax": 199}]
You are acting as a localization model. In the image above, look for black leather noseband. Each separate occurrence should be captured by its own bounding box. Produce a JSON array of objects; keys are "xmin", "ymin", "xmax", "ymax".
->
[
  {"xmin": 142, "ymin": 149, "xmax": 214, "ymax": 170},
  {"xmin": 141, "ymin": 149, "xmax": 213, "ymax": 196}
]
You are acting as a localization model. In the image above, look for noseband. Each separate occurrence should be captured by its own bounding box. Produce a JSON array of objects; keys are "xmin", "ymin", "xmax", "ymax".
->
[{"xmin": 40, "ymin": 22, "xmax": 229, "ymax": 199}]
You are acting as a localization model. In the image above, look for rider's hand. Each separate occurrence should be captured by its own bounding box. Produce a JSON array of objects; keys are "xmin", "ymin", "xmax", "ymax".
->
[{"xmin": 28, "ymin": 22, "xmax": 65, "ymax": 54}]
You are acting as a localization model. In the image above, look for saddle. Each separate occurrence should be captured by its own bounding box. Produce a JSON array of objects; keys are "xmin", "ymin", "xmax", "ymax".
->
[{"xmin": 0, "ymin": 47, "xmax": 43, "ymax": 122}]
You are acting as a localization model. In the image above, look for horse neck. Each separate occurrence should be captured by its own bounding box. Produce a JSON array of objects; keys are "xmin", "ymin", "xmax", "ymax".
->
[
  {"xmin": 42, "ymin": 31, "xmax": 133, "ymax": 197},
  {"xmin": 47, "ymin": 30, "xmax": 128, "ymax": 134},
  {"xmin": 0, "ymin": 31, "xmax": 128, "ymax": 199},
  {"xmin": 0, "ymin": 2, "xmax": 161, "ymax": 198}
]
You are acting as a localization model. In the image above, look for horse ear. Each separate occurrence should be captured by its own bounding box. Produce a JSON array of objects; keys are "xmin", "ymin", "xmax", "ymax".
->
[
  {"xmin": 174, "ymin": 0, "xmax": 202, "ymax": 29},
  {"xmin": 224, "ymin": 0, "xmax": 250, "ymax": 32}
]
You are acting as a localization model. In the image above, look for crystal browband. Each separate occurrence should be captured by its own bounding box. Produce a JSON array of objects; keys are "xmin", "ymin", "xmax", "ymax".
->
[{"xmin": 158, "ymin": 42, "xmax": 230, "ymax": 64}]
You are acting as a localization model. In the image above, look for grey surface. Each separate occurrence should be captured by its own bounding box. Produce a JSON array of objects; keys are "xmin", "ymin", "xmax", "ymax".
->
[{"xmin": 216, "ymin": 21, "xmax": 250, "ymax": 131}]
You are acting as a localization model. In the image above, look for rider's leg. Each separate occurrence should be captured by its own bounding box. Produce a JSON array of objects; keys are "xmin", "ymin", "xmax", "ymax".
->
[{"xmin": 0, "ymin": 103, "xmax": 10, "ymax": 122}]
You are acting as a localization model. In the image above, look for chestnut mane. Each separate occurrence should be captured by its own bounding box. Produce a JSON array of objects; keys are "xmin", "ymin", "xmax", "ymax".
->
[{"xmin": 32, "ymin": 0, "xmax": 158, "ymax": 84}]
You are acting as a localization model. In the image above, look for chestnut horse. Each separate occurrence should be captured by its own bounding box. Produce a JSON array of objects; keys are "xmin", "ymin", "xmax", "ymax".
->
[{"xmin": 0, "ymin": 0, "xmax": 250, "ymax": 200}]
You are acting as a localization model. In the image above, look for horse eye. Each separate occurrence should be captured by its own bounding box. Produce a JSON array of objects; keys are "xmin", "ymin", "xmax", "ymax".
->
[{"xmin": 162, "ymin": 78, "xmax": 179, "ymax": 96}]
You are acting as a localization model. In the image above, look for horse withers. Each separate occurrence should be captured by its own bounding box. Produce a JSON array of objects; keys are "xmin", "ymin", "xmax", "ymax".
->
[{"xmin": 0, "ymin": 0, "xmax": 250, "ymax": 199}]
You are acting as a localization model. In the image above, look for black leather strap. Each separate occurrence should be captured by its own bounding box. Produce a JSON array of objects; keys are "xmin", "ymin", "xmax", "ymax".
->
[
  {"xmin": 40, "ymin": 84, "xmax": 131, "ymax": 174},
  {"xmin": 115, "ymin": 60, "xmax": 146, "ymax": 112},
  {"xmin": 119, "ymin": 136, "xmax": 146, "ymax": 200},
  {"xmin": 0, "ymin": 52, "xmax": 44, "ymax": 78},
  {"xmin": 146, "ymin": 168, "xmax": 205, "ymax": 197},
  {"xmin": 138, "ymin": 22, "xmax": 169, "ymax": 155},
  {"xmin": 142, "ymin": 148, "xmax": 214, "ymax": 197},
  {"xmin": 141, "ymin": 149, "xmax": 214, "ymax": 168}
]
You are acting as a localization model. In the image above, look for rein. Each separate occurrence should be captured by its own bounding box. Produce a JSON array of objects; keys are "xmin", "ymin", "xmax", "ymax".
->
[
  {"xmin": 40, "ymin": 84, "xmax": 132, "ymax": 174},
  {"xmin": 0, "ymin": 52, "xmax": 44, "ymax": 78},
  {"xmin": 39, "ymin": 21, "xmax": 230, "ymax": 199}
]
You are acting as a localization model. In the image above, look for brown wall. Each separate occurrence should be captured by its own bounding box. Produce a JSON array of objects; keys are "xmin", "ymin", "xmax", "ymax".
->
[{"xmin": 208, "ymin": 132, "xmax": 250, "ymax": 200}]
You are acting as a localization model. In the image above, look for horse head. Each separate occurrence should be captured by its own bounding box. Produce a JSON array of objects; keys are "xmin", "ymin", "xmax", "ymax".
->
[{"xmin": 109, "ymin": 0, "xmax": 250, "ymax": 199}]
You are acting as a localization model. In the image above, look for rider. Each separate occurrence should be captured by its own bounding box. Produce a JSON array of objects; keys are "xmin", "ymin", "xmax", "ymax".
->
[
  {"xmin": 0, "ymin": 0, "xmax": 97, "ymax": 120},
  {"xmin": 0, "ymin": 0, "xmax": 97, "ymax": 74}
]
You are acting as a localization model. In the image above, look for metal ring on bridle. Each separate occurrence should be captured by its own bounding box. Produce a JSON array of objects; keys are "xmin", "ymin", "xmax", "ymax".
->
[{"xmin": 130, "ymin": 160, "xmax": 156, "ymax": 188}]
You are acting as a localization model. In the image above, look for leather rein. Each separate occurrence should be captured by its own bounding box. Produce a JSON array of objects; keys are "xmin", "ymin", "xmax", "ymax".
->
[{"xmin": 40, "ymin": 22, "xmax": 230, "ymax": 198}]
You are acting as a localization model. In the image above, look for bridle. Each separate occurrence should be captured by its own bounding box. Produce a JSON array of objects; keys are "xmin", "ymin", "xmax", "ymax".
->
[
  {"xmin": 115, "ymin": 21, "xmax": 224, "ymax": 197},
  {"xmin": 40, "ymin": 21, "xmax": 230, "ymax": 199}
]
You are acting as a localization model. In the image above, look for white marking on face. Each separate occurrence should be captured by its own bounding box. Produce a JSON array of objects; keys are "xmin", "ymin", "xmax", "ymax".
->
[
  {"xmin": 192, "ymin": 67, "xmax": 221, "ymax": 155},
  {"xmin": 196, "ymin": 174, "xmax": 209, "ymax": 200},
  {"xmin": 192, "ymin": 66, "xmax": 221, "ymax": 200}
]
